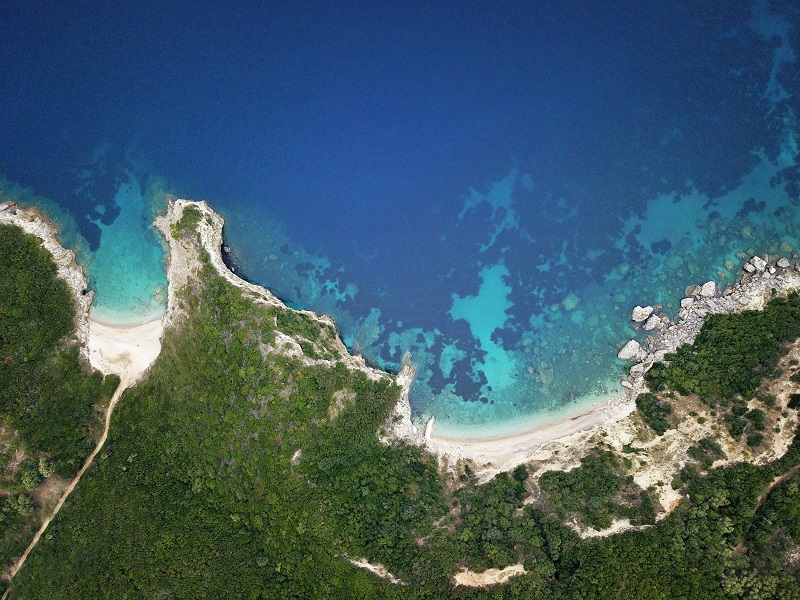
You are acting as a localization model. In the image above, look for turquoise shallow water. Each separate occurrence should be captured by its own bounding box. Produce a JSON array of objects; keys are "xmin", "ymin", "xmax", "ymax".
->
[
  {"xmin": 0, "ymin": 1, "xmax": 797, "ymax": 435},
  {"xmin": 84, "ymin": 175, "xmax": 168, "ymax": 325}
]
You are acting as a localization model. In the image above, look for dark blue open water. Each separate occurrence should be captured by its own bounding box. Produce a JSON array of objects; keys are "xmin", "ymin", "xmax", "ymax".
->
[{"xmin": 1, "ymin": 1, "xmax": 798, "ymax": 434}]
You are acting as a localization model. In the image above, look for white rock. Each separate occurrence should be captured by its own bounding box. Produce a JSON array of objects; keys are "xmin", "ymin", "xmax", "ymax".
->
[
  {"xmin": 617, "ymin": 339, "xmax": 642, "ymax": 361},
  {"xmin": 743, "ymin": 263, "xmax": 756, "ymax": 273},
  {"xmin": 686, "ymin": 284, "xmax": 702, "ymax": 296},
  {"xmin": 643, "ymin": 314, "xmax": 661, "ymax": 331},
  {"xmin": 778, "ymin": 257, "xmax": 790, "ymax": 268},
  {"xmin": 750, "ymin": 256, "xmax": 767, "ymax": 271},
  {"xmin": 620, "ymin": 380, "xmax": 634, "ymax": 390},
  {"xmin": 699, "ymin": 281, "xmax": 716, "ymax": 297},
  {"xmin": 630, "ymin": 305, "xmax": 653, "ymax": 322},
  {"xmin": 680, "ymin": 297, "xmax": 694, "ymax": 309},
  {"xmin": 769, "ymin": 266, "xmax": 776, "ymax": 275}
]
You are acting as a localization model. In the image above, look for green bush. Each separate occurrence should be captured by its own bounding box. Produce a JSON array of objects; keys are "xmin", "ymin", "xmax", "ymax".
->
[{"xmin": 635, "ymin": 392, "xmax": 673, "ymax": 434}]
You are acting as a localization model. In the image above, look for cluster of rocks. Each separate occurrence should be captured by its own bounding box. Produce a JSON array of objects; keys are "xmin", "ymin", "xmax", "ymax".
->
[{"xmin": 617, "ymin": 254, "xmax": 800, "ymax": 392}]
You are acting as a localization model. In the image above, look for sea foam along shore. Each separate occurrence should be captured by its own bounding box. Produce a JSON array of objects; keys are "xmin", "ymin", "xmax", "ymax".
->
[{"xmin": 393, "ymin": 255, "xmax": 800, "ymax": 483}]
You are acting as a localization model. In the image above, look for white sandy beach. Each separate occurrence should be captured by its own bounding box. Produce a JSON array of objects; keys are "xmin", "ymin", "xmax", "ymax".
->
[
  {"xmin": 87, "ymin": 317, "xmax": 163, "ymax": 385},
  {"xmin": 425, "ymin": 397, "xmax": 634, "ymax": 478},
  {"xmin": 416, "ymin": 255, "xmax": 800, "ymax": 484}
]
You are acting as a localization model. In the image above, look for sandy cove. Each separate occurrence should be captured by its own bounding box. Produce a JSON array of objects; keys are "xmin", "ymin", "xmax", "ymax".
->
[
  {"xmin": 8, "ymin": 195, "xmax": 800, "ymax": 493},
  {"xmin": 87, "ymin": 318, "xmax": 163, "ymax": 386},
  {"xmin": 0, "ymin": 202, "xmax": 164, "ymax": 589},
  {"xmin": 1, "ymin": 201, "xmax": 164, "ymax": 384},
  {"xmin": 395, "ymin": 255, "xmax": 800, "ymax": 485},
  {"xmin": 154, "ymin": 199, "xmax": 800, "ymax": 492}
]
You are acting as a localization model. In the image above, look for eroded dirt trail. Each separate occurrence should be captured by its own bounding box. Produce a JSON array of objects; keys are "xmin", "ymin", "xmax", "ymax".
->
[{"xmin": 2, "ymin": 377, "xmax": 129, "ymax": 598}]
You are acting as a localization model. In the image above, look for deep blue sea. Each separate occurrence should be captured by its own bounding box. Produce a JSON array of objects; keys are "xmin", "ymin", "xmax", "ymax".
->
[{"xmin": 1, "ymin": 1, "xmax": 798, "ymax": 435}]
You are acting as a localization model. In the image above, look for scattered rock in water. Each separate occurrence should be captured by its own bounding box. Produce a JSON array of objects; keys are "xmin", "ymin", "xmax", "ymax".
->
[
  {"xmin": 781, "ymin": 241, "xmax": 794, "ymax": 254},
  {"xmin": 667, "ymin": 255, "xmax": 684, "ymax": 270},
  {"xmin": 680, "ymin": 297, "xmax": 694, "ymax": 309},
  {"xmin": 617, "ymin": 339, "xmax": 642, "ymax": 361},
  {"xmin": 778, "ymin": 257, "xmax": 791, "ymax": 268},
  {"xmin": 685, "ymin": 284, "xmax": 701, "ymax": 297},
  {"xmin": 743, "ymin": 263, "xmax": 756, "ymax": 273},
  {"xmin": 724, "ymin": 259, "xmax": 735, "ymax": 271},
  {"xmin": 643, "ymin": 314, "xmax": 661, "ymax": 331},
  {"xmin": 631, "ymin": 305, "xmax": 653, "ymax": 322},
  {"xmin": 741, "ymin": 225, "xmax": 752, "ymax": 239},
  {"xmin": 750, "ymin": 256, "xmax": 767, "ymax": 271}
]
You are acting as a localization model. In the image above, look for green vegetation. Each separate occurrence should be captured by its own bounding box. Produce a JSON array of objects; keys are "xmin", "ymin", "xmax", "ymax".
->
[
  {"xmin": 643, "ymin": 293, "xmax": 800, "ymax": 445},
  {"xmin": 647, "ymin": 293, "xmax": 800, "ymax": 404},
  {"xmin": 687, "ymin": 436, "xmax": 726, "ymax": 469},
  {"xmin": 0, "ymin": 224, "xmax": 118, "ymax": 586},
  {"xmin": 540, "ymin": 450, "xmax": 656, "ymax": 529},
  {"xmin": 8, "ymin": 221, "xmax": 800, "ymax": 598},
  {"xmin": 170, "ymin": 203, "xmax": 203, "ymax": 235},
  {"xmin": 636, "ymin": 392, "xmax": 673, "ymax": 434}
]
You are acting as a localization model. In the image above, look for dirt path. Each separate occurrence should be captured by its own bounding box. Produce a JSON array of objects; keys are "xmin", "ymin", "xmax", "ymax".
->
[{"xmin": 1, "ymin": 377, "xmax": 129, "ymax": 598}]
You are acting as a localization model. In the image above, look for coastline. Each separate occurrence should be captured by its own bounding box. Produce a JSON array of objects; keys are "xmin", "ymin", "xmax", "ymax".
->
[
  {"xmin": 1, "ymin": 200, "xmax": 164, "ymax": 386},
  {"xmin": 9, "ymin": 194, "xmax": 800, "ymax": 487},
  {"xmin": 406, "ymin": 255, "xmax": 800, "ymax": 481},
  {"xmin": 0, "ymin": 202, "xmax": 93, "ymax": 360},
  {"xmin": 153, "ymin": 198, "xmax": 389, "ymax": 384}
]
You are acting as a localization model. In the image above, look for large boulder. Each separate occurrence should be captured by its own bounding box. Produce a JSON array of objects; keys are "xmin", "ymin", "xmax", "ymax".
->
[
  {"xmin": 631, "ymin": 305, "xmax": 653, "ymax": 322},
  {"xmin": 643, "ymin": 314, "xmax": 662, "ymax": 331},
  {"xmin": 699, "ymin": 281, "xmax": 716, "ymax": 297},
  {"xmin": 750, "ymin": 256, "xmax": 767, "ymax": 271},
  {"xmin": 617, "ymin": 339, "xmax": 642, "ymax": 361},
  {"xmin": 778, "ymin": 257, "xmax": 791, "ymax": 268}
]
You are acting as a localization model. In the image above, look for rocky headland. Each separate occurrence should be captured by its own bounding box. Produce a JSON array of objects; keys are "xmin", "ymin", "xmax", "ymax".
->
[{"xmin": 0, "ymin": 202, "xmax": 92, "ymax": 359}]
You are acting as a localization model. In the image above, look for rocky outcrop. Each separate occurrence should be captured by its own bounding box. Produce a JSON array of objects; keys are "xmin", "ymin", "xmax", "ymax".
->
[
  {"xmin": 617, "ymin": 339, "xmax": 643, "ymax": 361},
  {"xmin": 622, "ymin": 255, "xmax": 800, "ymax": 389},
  {"xmin": 699, "ymin": 281, "xmax": 716, "ymax": 297},
  {"xmin": 630, "ymin": 305, "xmax": 653, "ymax": 322},
  {"xmin": 154, "ymin": 198, "xmax": 389, "ymax": 383},
  {"xmin": 643, "ymin": 314, "xmax": 662, "ymax": 331},
  {"xmin": 0, "ymin": 201, "xmax": 92, "ymax": 359}
]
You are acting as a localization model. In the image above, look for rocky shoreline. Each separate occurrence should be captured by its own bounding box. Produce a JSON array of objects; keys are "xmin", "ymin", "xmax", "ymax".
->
[
  {"xmin": 619, "ymin": 254, "xmax": 800, "ymax": 392},
  {"xmin": 154, "ymin": 198, "xmax": 390, "ymax": 383},
  {"xmin": 0, "ymin": 201, "xmax": 92, "ymax": 360}
]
